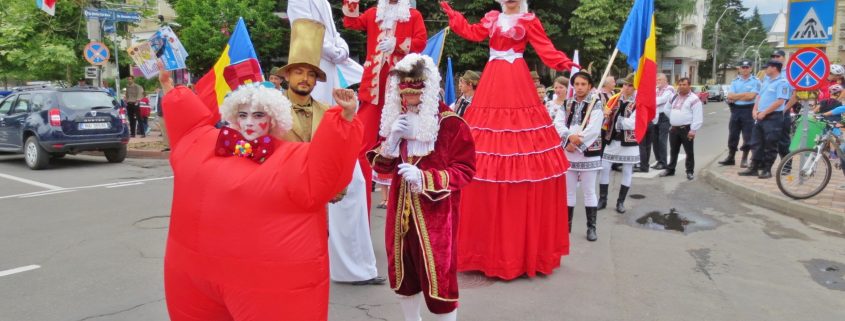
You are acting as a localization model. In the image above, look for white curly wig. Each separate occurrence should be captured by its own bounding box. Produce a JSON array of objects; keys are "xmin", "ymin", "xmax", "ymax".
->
[
  {"xmin": 379, "ymin": 53, "xmax": 441, "ymax": 157},
  {"xmin": 219, "ymin": 84, "xmax": 293, "ymax": 140},
  {"xmin": 376, "ymin": 0, "xmax": 411, "ymax": 25}
]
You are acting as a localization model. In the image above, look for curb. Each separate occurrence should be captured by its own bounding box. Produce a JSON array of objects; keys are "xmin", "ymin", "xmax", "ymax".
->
[
  {"xmin": 701, "ymin": 152, "xmax": 845, "ymax": 234},
  {"xmin": 127, "ymin": 149, "xmax": 169, "ymax": 160}
]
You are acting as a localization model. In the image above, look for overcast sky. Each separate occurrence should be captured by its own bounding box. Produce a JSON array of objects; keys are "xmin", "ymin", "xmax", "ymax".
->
[{"xmin": 742, "ymin": 0, "xmax": 786, "ymax": 14}]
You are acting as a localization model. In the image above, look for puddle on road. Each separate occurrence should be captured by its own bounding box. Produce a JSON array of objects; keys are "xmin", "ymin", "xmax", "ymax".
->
[
  {"xmin": 629, "ymin": 194, "xmax": 646, "ymax": 200},
  {"xmin": 629, "ymin": 208, "xmax": 717, "ymax": 234},
  {"xmin": 802, "ymin": 259, "xmax": 845, "ymax": 291}
]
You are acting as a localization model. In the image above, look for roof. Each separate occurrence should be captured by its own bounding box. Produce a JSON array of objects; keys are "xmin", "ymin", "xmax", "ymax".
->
[{"xmin": 760, "ymin": 13, "xmax": 778, "ymax": 31}]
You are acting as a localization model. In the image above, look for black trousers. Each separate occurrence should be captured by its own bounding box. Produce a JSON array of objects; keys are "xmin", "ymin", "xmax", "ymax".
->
[
  {"xmin": 639, "ymin": 123, "xmax": 654, "ymax": 169},
  {"xmin": 667, "ymin": 125, "xmax": 695, "ymax": 174},
  {"xmin": 652, "ymin": 114, "xmax": 670, "ymax": 165},
  {"xmin": 727, "ymin": 105, "xmax": 754, "ymax": 152},
  {"xmin": 751, "ymin": 115, "xmax": 784, "ymax": 171},
  {"xmin": 779, "ymin": 112, "xmax": 793, "ymax": 157},
  {"xmin": 126, "ymin": 102, "xmax": 142, "ymax": 136}
]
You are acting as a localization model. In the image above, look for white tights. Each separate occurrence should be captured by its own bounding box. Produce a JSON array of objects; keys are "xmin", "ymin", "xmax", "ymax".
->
[
  {"xmin": 398, "ymin": 293, "xmax": 458, "ymax": 321},
  {"xmin": 600, "ymin": 161, "xmax": 633, "ymax": 187},
  {"xmin": 565, "ymin": 170, "xmax": 599, "ymax": 207}
]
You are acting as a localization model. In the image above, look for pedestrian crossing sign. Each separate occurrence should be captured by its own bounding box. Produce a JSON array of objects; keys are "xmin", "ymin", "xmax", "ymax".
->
[{"xmin": 786, "ymin": 0, "xmax": 836, "ymax": 47}]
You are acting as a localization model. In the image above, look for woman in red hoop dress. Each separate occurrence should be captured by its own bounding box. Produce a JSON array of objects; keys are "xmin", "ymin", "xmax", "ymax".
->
[{"xmin": 441, "ymin": 1, "xmax": 578, "ymax": 280}]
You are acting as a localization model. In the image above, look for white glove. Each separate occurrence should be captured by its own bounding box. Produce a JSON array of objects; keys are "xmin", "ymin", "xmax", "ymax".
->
[
  {"xmin": 398, "ymin": 163, "xmax": 423, "ymax": 193},
  {"xmin": 377, "ymin": 36, "xmax": 396, "ymax": 54},
  {"xmin": 390, "ymin": 115, "xmax": 413, "ymax": 139}
]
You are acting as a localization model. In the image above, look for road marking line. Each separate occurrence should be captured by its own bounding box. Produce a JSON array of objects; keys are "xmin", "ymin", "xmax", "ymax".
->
[
  {"xmin": 0, "ymin": 176, "xmax": 173, "ymax": 200},
  {"xmin": 0, "ymin": 265, "xmax": 41, "ymax": 277},
  {"xmin": 0, "ymin": 172, "xmax": 62, "ymax": 190},
  {"xmin": 105, "ymin": 182, "xmax": 144, "ymax": 189},
  {"xmin": 708, "ymin": 112, "xmax": 717, "ymax": 115}
]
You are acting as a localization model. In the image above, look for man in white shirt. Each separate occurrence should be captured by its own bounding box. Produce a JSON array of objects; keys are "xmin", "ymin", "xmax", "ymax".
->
[
  {"xmin": 651, "ymin": 73, "xmax": 674, "ymax": 169},
  {"xmin": 659, "ymin": 77, "xmax": 703, "ymax": 180}
]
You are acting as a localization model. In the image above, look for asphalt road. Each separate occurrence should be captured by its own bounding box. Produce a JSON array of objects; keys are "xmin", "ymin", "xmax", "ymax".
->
[{"xmin": 1, "ymin": 101, "xmax": 844, "ymax": 321}]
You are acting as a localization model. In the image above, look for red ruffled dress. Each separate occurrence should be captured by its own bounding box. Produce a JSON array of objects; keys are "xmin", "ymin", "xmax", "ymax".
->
[{"xmin": 444, "ymin": 10, "xmax": 574, "ymax": 280}]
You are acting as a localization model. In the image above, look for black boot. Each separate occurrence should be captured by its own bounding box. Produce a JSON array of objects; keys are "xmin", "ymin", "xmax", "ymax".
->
[
  {"xmin": 718, "ymin": 151, "xmax": 736, "ymax": 166},
  {"xmin": 586, "ymin": 207, "xmax": 598, "ymax": 241},
  {"xmin": 740, "ymin": 150, "xmax": 750, "ymax": 168},
  {"xmin": 597, "ymin": 184, "xmax": 609, "ymax": 210},
  {"xmin": 568, "ymin": 206, "xmax": 575, "ymax": 233},
  {"xmin": 615, "ymin": 185, "xmax": 630, "ymax": 214},
  {"xmin": 738, "ymin": 162, "xmax": 759, "ymax": 176}
]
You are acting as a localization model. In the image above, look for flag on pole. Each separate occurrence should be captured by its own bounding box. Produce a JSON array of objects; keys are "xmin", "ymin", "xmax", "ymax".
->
[
  {"xmin": 195, "ymin": 18, "xmax": 263, "ymax": 114},
  {"xmin": 422, "ymin": 28, "xmax": 449, "ymax": 66},
  {"xmin": 444, "ymin": 57, "xmax": 456, "ymax": 106},
  {"xmin": 565, "ymin": 50, "xmax": 580, "ymax": 100},
  {"xmin": 616, "ymin": 0, "xmax": 657, "ymax": 143},
  {"xmin": 36, "ymin": 0, "xmax": 56, "ymax": 16}
]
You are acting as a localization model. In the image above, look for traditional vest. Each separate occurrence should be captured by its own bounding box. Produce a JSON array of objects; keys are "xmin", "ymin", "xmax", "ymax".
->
[
  {"xmin": 565, "ymin": 98, "xmax": 603, "ymax": 157},
  {"xmin": 604, "ymin": 97, "xmax": 638, "ymax": 146},
  {"xmin": 455, "ymin": 95, "xmax": 472, "ymax": 117}
]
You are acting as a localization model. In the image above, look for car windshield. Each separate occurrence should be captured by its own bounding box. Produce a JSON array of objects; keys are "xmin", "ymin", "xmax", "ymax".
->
[{"xmin": 59, "ymin": 91, "xmax": 118, "ymax": 111}]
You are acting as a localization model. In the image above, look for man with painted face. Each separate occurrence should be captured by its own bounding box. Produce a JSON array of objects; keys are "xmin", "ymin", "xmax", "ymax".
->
[
  {"xmin": 367, "ymin": 54, "xmax": 476, "ymax": 321},
  {"xmin": 343, "ymin": 0, "xmax": 427, "ymax": 212},
  {"xmin": 277, "ymin": 19, "xmax": 385, "ymax": 286},
  {"xmin": 158, "ymin": 59, "xmax": 364, "ymax": 319}
]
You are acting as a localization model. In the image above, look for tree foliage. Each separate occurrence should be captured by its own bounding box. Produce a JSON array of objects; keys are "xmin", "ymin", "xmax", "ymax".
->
[
  {"xmin": 699, "ymin": 0, "xmax": 770, "ymax": 82},
  {"xmin": 169, "ymin": 0, "xmax": 286, "ymax": 75}
]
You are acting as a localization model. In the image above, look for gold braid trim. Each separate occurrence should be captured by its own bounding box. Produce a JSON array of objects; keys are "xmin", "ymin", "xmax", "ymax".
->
[{"xmin": 412, "ymin": 193, "xmax": 459, "ymax": 302}]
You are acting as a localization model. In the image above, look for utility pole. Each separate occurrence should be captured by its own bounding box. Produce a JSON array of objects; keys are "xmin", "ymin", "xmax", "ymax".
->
[{"xmin": 712, "ymin": 6, "xmax": 738, "ymax": 84}]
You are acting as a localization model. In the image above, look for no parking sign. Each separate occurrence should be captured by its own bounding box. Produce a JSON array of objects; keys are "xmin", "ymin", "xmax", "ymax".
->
[{"xmin": 786, "ymin": 47, "xmax": 829, "ymax": 91}]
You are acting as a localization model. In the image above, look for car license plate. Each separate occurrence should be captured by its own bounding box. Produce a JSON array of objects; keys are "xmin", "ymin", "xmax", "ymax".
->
[{"xmin": 78, "ymin": 123, "xmax": 111, "ymax": 130}]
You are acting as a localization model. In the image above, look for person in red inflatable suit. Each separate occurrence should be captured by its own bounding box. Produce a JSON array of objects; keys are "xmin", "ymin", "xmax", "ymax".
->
[
  {"xmin": 158, "ymin": 66, "xmax": 364, "ymax": 320},
  {"xmin": 342, "ymin": 0, "xmax": 427, "ymax": 212},
  {"xmin": 367, "ymin": 54, "xmax": 476, "ymax": 321}
]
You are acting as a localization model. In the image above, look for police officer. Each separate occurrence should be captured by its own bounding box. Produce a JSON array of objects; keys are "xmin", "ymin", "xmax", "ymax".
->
[
  {"xmin": 770, "ymin": 50, "xmax": 796, "ymax": 161},
  {"xmin": 739, "ymin": 60, "xmax": 790, "ymax": 179},
  {"xmin": 720, "ymin": 60, "xmax": 760, "ymax": 167}
]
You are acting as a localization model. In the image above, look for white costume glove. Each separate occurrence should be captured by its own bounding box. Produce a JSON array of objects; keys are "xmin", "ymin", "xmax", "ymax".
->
[
  {"xmin": 381, "ymin": 116, "xmax": 409, "ymax": 157},
  {"xmin": 398, "ymin": 163, "xmax": 423, "ymax": 193},
  {"xmin": 377, "ymin": 36, "xmax": 396, "ymax": 54}
]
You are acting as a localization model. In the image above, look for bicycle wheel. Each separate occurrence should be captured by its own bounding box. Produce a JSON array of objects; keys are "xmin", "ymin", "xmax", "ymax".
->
[{"xmin": 776, "ymin": 148, "xmax": 832, "ymax": 199}]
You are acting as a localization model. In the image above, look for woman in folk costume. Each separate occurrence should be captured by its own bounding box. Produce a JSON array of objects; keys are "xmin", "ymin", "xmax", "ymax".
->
[
  {"xmin": 599, "ymin": 74, "xmax": 639, "ymax": 215},
  {"xmin": 554, "ymin": 72, "xmax": 604, "ymax": 242},
  {"xmin": 160, "ymin": 56, "xmax": 363, "ymax": 320},
  {"xmin": 440, "ymin": 0, "xmax": 579, "ymax": 279},
  {"xmin": 367, "ymin": 54, "xmax": 476, "ymax": 321},
  {"xmin": 342, "ymin": 0, "xmax": 427, "ymax": 210}
]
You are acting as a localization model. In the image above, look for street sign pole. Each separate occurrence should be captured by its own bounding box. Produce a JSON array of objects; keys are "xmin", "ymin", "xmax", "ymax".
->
[{"xmin": 113, "ymin": 33, "xmax": 121, "ymax": 97}]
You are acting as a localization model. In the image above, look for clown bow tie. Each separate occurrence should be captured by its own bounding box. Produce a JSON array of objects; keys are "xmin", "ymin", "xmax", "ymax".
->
[{"xmin": 215, "ymin": 127, "xmax": 275, "ymax": 164}]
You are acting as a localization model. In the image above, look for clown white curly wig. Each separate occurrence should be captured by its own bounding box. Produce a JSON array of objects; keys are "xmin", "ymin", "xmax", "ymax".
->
[
  {"xmin": 219, "ymin": 84, "xmax": 293, "ymax": 140},
  {"xmin": 379, "ymin": 53, "xmax": 441, "ymax": 157}
]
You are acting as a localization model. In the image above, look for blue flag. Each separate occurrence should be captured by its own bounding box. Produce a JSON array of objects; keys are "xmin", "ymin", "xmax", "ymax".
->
[
  {"xmin": 422, "ymin": 28, "xmax": 448, "ymax": 66},
  {"xmin": 444, "ymin": 57, "xmax": 456, "ymax": 106}
]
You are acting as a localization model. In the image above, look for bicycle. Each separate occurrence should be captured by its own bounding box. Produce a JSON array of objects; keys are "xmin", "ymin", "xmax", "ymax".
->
[{"xmin": 776, "ymin": 116, "xmax": 845, "ymax": 199}]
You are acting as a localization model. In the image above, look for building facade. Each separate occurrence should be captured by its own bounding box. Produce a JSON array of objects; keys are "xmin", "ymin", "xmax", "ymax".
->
[{"xmin": 659, "ymin": 0, "xmax": 709, "ymax": 84}]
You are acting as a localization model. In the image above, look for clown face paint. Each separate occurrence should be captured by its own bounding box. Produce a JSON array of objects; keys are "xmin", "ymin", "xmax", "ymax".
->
[{"xmin": 237, "ymin": 105, "xmax": 270, "ymax": 141}]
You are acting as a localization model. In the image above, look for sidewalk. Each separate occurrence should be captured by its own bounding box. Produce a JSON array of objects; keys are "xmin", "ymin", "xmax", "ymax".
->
[
  {"xmin": 702, "ymin": 152, "xmax": 845, "ymax": 234},
  {"xmin": 126, "ymin": 127, "xmax": 170, "ymax": 160}
]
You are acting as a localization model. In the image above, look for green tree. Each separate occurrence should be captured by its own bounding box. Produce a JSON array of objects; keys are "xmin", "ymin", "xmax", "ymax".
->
[
  {"xmin": 0, "ymin": 0, "xmax": 90, "ymax": 85},
  {"xmin": 700, "ymin": 0, "xmax": 748, "ymax": 82},
  {"xmin": 169, "ymin": 0, "xmax": 286, "ymax": 75}
]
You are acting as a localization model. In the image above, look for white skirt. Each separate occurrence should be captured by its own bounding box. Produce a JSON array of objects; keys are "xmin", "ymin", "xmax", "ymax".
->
[
  {"xmin": 565, "ymin": 150, "xmax": 603, "ymax": 171},
  {"xmin": 602, "ymin": 140, "xmax": 640, "ymax": 164},
  {"xmin": 328, "ymin": 162, "xmax": 378, "ymax": 282}
]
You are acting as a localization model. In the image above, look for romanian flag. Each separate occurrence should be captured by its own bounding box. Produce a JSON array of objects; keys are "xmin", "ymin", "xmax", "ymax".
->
[
  {"xmin": 616, "ymin": 0, "xmax": 657, "ymax": 143},
  {"xmin": 36, "ymin": 0, "xmax": 56, "ymax": 16},
  {"xmin": 195, "ymin": 17, "xmax": 263, "ymax": 115}
]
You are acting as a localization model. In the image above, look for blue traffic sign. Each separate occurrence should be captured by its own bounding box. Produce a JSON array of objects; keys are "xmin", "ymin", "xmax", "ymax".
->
[
  {"xmin": 84, "ymin": 42, "xmax": 110, "ymax": 66},
  {"xmin": 786, "ymin": 0, "xmax": 835, "ymax": 47},
  {"xmin": 786, "ymin": 48, "xmax": 830, "ymax": 91},
  {"xmin": 84, "ymin": 8, "xmax": 141, "ymax": 23}
]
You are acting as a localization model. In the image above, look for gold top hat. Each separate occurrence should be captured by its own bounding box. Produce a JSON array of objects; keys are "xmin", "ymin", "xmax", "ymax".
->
[{"xmin": 278, "ymin": 19, "xmax": 327, "ymax": 82}]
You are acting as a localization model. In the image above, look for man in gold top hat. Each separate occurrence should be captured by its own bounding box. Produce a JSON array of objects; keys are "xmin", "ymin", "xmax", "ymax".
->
[
  {"xmin": 278, "ymin": 19, "xmax": 386, "ymax": 286},
  {"xmin": 275, "ymin": 19, "xmax": 331, "ymax": 143}
]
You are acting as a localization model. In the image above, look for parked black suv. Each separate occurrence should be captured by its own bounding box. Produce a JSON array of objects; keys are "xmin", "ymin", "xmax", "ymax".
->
[{"xmin": 0, "ymin": 86, "xmax": 129, "ymax": 169}]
